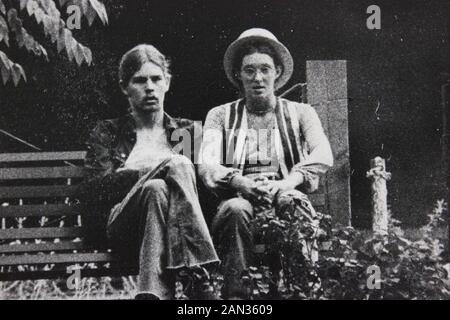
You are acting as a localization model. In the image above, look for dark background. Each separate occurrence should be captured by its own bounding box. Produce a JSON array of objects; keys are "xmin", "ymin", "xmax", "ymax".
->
[{"xmin": 0, "ymin": 0, "xmax": 448, "ymax": 228}]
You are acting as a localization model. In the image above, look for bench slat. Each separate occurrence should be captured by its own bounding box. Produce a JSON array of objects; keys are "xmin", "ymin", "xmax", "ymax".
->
[
  {"xmin": 0, "ymin": 185, "xmax": 78, "ymax": 198},
  {"xmin": 0, "ymin": 204, "xmax": 80, "ymax": 217},
  {"xmin": 0, "ymin": 267, "xmax": 137, "ymax": 281},
  {"xmin": 0, "ymin": 227, "xmax": 83, "ymax": 240},
  {"xmin": 0, "ymin": 167, "xmax": 84, "ymax": 180},
  {"xmin": 0, "ymin": 152, "xmax": 86, "ymax": 162},
  {"xmin": 0, "ymin": 252, "xmax": 114, "ymax": 266},
  {"xmin": 0, "ymin": 241, "xmax": 88, "ymax": 253}
]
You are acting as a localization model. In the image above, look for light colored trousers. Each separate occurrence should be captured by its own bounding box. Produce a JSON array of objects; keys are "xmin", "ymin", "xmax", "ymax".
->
[{"xmin": 107, "ymin": 155, "xmax": 219, "ymax": 299}]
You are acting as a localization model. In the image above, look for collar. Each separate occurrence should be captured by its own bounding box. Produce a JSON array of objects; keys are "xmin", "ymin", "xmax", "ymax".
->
[
  {"xmin": 119, "ymin": 112, "xmax": 182, "ymax": 144},
  {"xmin": 243, "ymin": 97, "xmax": 278, "ymax": 115}
]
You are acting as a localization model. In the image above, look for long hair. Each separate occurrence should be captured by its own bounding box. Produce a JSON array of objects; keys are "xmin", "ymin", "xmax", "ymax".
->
[{"xmin": 118, "ymin": 44, "xmax": 171, "ymax": 86}]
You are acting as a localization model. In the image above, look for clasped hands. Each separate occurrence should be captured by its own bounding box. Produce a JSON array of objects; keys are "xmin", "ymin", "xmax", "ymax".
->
[{"xmin": 233, "ymin": 175, "xmax": 300, "ymax": 207}]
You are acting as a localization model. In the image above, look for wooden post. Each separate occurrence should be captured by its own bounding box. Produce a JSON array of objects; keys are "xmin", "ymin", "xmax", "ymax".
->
[{"xmin": 366, "ymin": 157, "xmax": 391, "ymax": 234}]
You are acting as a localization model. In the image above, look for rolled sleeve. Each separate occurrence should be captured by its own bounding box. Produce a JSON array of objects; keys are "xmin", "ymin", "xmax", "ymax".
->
[
  {"xmin": 198, "ymin": 106, "xmax": 240, "ymax": 194},
  {"xmin": 291, "ymin": 104, "xmax": 334, "ymax": 193}
]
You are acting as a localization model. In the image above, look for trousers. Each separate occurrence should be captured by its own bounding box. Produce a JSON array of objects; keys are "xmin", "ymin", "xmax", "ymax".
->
[
  {"xmin": 211, "ymin": 189, "xmax": 318, "ymax": 298},
  {"xmin": 106, "ymin": 154, "xmax": 219, "ymax": 299}
]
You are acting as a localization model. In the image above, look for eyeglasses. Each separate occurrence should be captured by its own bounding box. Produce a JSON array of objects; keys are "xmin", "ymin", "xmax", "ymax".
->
[{"xmin": 240, "ymin": 66, "xmax": 275, "ymax": 79}]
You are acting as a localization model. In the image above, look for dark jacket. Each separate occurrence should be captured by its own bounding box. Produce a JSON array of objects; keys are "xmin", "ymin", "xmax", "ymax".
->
[{"xmin": 77, "ymin": 113, "xmax": 203, "ymax": 246}]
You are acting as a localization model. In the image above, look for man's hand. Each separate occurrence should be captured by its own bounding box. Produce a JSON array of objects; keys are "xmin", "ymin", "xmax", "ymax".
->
[
  {"xmin": 230, "ymin": 175, "xmax": 272, "ymax": 206},
  {"xmin": 258, "ymin": 172, "xmax": 304, "ymax": 198},
  {"xmin": 264, "ymin": 180, "xmax": 297, "ymax": 198}
]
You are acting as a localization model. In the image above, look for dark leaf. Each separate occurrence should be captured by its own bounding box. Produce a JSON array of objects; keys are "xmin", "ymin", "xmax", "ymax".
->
[
  {"xmin": 46, "ymin": 0, "xmax": 61, "ymax": 19},
  {"xmin": 85, "ymin": 3, "xmax": 96, "ymax": 26},
  {"xmin": 0, "ymin": 50, "xmax": 11, "ymax": 69},
  {"xmin": 20, "ymin": 0, "xmax": 28, "ymax": 11},
  {"xmin": 83, "ymin": 45, "xmax": 92, "ymax": 65},
  {"xmin": 8, "ymin": 9, "xmax": 23, "ymax": 34},
  {"xmin": 12, "ymin": 63, "xmax": 26, "ymax": 85},
  {"xmin": 11, "ymin": 64, "xmax": 19, "ymax": 85},
  {"xmin": 56, "ymin": 28, "xmax": 65, "ymax": 52},
  {"xmin": 66, "ymin": 36, "xmax": 76, "ymax": 62},
  {"xmin": 88, "ymin": 0, "xmax": 107, "ymax": 24},
  {"xmin": 0, "ymin": 63, "xmax": 9, "ymax": 84},
  {"xmin": 39, "ymin": 0, "xmax": 53, "ymax": 12},
  {"xmin": 40, "ymin": 45, "xmax": 49, "ymax": 61},
  {"xmin": 64, "ymin": 27, "xmax": 72, "ymax": 49},
  {"xmin": 16, "ymin": 28, "xmax": 25, "ymax": 48},
  {"xmin": 48, "ymin": 17, "xmax": 61, "ymax": 42},
  {"xmin": 42, "ymin": 14, "xmax": 52, "ymax": 36},
  {"xmin": 34, "ymin": 7, "xmax": 44, "ymax": 24},
  {"xmin": 80, "ymin": 0, "xmax": 89, "ymax": 15},
  {"xmin": 0, "ymin": 51, "xmax": 11, "ymax": 84},
  {"xmin": 26, "ymin": 0, "xmax": 37, "ymax": 16},
  {"xmin": 7, "ymin": 8, "xmax": 18, "ymax": 30},
  {"xmin": 24, "ymin": 32, "xmax": 34, "ymax": 51},
  {"xmin": 252, "ymin": 273, "xmax": 263, "ymax": 280},
  {"xmin": 0, "ymin": 15, "xmax": 9, "ymax": 46},
  {"xmin": 0, "ymin": 0, "xmax": 5, "ymax": 15},
  {"xmin": 72, "ymin": 40, "xmax": 84, "ymax": 66}
]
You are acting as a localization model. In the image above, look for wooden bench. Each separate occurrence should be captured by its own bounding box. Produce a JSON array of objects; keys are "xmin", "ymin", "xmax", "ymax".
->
[
  {"xmin": 0, "ymin": 60, "xmax": 351, "ymax": 282},
  {"xmin": 0, "ymin": 151, "xmax": 136, "ymax": 281},
  {"xmin": 0, "ymin": 151, "xmax": 329, "ymax": 281}
]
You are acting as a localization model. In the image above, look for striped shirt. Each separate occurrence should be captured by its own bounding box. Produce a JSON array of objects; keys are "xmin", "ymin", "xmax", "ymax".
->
[{"xmin": 199, "ymin": 98, "xmax": 333, "ymax": 194}]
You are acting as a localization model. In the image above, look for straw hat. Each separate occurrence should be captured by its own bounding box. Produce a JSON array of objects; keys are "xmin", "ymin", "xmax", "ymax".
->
[{"xmin": 223, "ymin": 28, "xmax": 294, "ymax": 90}]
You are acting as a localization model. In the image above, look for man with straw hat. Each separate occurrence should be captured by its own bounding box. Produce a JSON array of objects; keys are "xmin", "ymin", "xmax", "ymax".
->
[{"xmin": 199, "ymin": 28, "xmax": 333, "ymax": 299}]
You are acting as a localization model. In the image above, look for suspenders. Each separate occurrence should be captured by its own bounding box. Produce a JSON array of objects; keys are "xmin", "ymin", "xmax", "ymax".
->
[{"xmin": 224, "ymin": 98, "xmax": 303, "ymax": 177}]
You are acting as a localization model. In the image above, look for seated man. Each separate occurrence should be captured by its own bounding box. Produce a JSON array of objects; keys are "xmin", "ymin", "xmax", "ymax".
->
[
  {"xmin": 79, "ymin": 44, "xmax": 218, "ymax": 300},
  {"xmin": 199, "ymin": 28, "xmax": 334, "ymax": 299}
]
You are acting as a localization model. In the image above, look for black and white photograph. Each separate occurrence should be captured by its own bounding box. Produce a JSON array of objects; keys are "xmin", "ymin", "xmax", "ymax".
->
[{"xmin": 0, "ymin": 0, "xmax": 449, "ymax": 304}]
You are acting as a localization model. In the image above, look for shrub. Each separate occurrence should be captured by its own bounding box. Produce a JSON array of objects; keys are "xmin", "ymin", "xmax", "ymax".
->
[{"xmin": 231, "ymin": 199, "xmax": 450, "ymax": 300}]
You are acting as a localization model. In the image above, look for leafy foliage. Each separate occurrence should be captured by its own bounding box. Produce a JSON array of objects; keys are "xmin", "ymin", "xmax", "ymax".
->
[
  {"xmin": 183, "ymin": 200, "xmax": 450, "ymax": 300},
  {"xmin": 0, "ymin": 0, "xmax": 108, "ymax": 85},
  {"xmin": 240, "ymin": 199, "xmax": 450, "ymax": 300}
]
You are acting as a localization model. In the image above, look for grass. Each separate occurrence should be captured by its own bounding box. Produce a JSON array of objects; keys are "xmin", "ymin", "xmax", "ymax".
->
[{"xmin": 0, "ymin": 276, "xmax": 137, "ymax": 300}]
